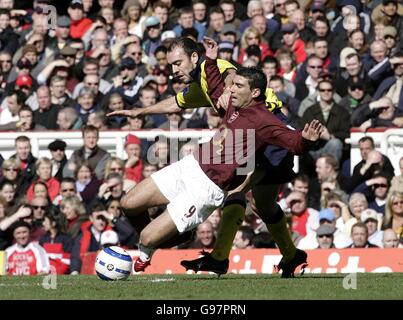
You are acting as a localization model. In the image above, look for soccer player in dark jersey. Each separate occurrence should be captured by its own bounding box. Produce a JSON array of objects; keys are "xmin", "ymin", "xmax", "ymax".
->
[{"xmin": 107, "ymin": 39, "xmax": 323, "ymax": 272}]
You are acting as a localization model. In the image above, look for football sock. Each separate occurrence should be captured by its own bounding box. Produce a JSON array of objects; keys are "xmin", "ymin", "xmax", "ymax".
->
[
  {"xmin": 211, "ymin": 193, "xmax": 246, "ymax": 261},
  {"xmin": 266, "ymin": 206, "xmax": 296, "ymax": 263},
  {"xmin": 138, "ymin": 244, "xmax": 155, "ymax": 262}
]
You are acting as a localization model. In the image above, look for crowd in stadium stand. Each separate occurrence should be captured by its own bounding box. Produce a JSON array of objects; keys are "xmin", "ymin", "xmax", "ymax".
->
[{"xmin": 0, "ymin": 0, "xmax": 402, "ymax": 275}]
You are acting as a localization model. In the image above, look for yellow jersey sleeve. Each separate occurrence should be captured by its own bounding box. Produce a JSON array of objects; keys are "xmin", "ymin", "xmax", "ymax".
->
[
  {"xmin": 265, "ymin": 88, "xmax": 282, "ymax": 112},
  {"xmin": 175, "ymin": 59, "xmax": 282, "ymax": 113},
  {"xmin": 175, "ymin": 59, "xmax": 236, "ymax": 110}
]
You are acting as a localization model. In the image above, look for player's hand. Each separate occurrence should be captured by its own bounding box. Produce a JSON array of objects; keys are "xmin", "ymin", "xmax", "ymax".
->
[
  {"xmin": 203, "ymin": 37, "xmax": 218, "ymax": 60},
  {"xmin": 302, "ymin": 120, "xmax": 323, "ymax": 141},
  {"xmin": 319, "ymin": 126, "xmax": 331, "ymax": 140},
  {"xmin": 107, "ymin": 109, "xmax": 142, "ymax": 119},
  {"xmin": 217, "ymin": 90, "xmax": 231, "ymax": 110}
]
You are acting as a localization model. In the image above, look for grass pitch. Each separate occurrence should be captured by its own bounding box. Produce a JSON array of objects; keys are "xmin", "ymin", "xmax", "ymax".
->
[{"xmin": 0, "ymin": 273, "xmax": 402, "ymax": 300}]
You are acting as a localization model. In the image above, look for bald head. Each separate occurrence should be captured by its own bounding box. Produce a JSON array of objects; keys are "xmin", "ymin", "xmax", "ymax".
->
[{"xmin": 383, "ymin": 229, "xmax": 398, "ymax": 248}]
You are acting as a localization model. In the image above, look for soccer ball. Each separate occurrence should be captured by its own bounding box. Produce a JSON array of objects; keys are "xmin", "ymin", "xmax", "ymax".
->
[{"xmin": 95, "ymin": 246, "xmax": 133, "ymax": 281}]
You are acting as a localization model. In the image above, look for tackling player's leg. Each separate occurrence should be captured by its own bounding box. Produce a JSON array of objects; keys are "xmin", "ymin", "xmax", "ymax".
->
[
  {"xmin": 120, "ymin": 177, "xmax": 169, "ymax": 236},
  {"xmin": 252, "ymin": 184, "xmax": 307, "ymax": 278},
  {"xmin": 134, "ymin": 209, "xmax": 179, "ymax": 272}
]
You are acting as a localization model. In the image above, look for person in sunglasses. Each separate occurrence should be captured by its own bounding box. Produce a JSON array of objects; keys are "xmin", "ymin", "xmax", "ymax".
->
[
  {"xmin": 339, "ymin": 78, "xmax": 372, "ymax": 114},
  {"xmin": 300, "ymin": 79, "xmax": 351, "ymax": 163}
]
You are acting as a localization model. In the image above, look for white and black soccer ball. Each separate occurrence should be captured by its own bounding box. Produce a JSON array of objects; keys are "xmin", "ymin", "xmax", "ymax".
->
[{"xmin": 95, "ymin": 246, "xmax": 133, "ymax": 281}]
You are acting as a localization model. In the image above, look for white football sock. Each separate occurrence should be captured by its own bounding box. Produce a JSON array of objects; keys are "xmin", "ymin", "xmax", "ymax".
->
[{"xmin": 138, "ymin": 244, "xmax": 155, "ymax": 261}]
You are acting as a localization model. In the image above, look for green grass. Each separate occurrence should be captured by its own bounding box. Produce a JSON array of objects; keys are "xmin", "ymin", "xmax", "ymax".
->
[{"xmin": 0, "ymin": 273, "xmax": 402, "ymax": 300}]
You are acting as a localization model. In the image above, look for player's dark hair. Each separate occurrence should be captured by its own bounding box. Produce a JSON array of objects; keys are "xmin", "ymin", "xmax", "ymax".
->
[
  {"xmin": 167, "ymin": 37, "xmax": 200, "ymax": 58},
  {"xmin": 236, "ymin": 67, "xmax": 267, "ymax": 101}
]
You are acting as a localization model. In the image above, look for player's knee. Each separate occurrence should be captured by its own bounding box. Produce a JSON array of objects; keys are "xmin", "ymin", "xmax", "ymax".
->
[
  {"xmin": 224, "ymin": 192, "xmax": 246, "ymax": 209},
  {"xmin": 140, "ymin": 230, "xmax": 154, "ymax": 248}
]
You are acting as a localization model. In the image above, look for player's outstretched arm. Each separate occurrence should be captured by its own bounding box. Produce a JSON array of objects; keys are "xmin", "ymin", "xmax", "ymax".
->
[
  {"xmin": 301, "ymin": 120, "xmax": 324, "ymax": 141},
  {"xmin": 107, "ymin": 96, "xmax": 181, "ymax": 118}
]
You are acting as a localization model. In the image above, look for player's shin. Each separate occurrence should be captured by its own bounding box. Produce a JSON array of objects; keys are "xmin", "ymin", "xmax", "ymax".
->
[
  {"xmin": 265, "ymin": 205, "xmax": 296, "ymax": 262},
  {"xmin": 210, "ymin": 193, "xmax": 246, "ymax": 261}
]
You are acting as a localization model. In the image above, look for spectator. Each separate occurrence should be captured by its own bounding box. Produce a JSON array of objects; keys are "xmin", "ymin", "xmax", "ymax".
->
[
  {"xmin": 52, "ymin": 177, "xmax": 80, "ymax": 207},
  {"xmin": 173, "ymin": 6, "xmax": 206, "ymax": 43},
  {"xmin": 122, "ymin": 134, "xmax": 143, "ymax": 184},
  {"xmin": 281, "ymin": 23, "xmax": 307, "ymax": 64},
  {"xmin": 63, "ymin": 125, "xmax": 111, "ymax": 180},
  {"xmin": 344, "ymin": 192, "xmax": 369, "ymax": 236},
  {"xmin": 74, "ymin": 162, "xmax": 102, "ymax": 207},
  {"xmin": 68, "ymin": 0, "xmax": 93, "ymax": 39},
  {"xmin": 352, "ymin": 96, "xmax": 400, "ymax": 131},
  {"xmin": 338, "ymin": 78, "xmax": 372, "ymax": 115},
  {"xmin": 10, "ymin": 136, "xmax": 37, "ymax": 193},
  {"xmin": 112, "ymin": 57, "xmax": 143, "ymax": 106},
  {"xmin": 298, "ymin": 208, "xmax": 352, "ymax": 249},
  {"xmin": 280, "ymin": 190, "xmax": 319, "ymax": 237},
  {"xmin": 142, "ymin": 16, "xmax": 162, "ymax": 58},
  {"xmin": 360, "ymin": 209, "xmax": 384, "ymax": 247},
  {"xmin": 70, "ymin": 203, "xmax": 111, "ymax": 274},
  {"xmin": 0, "ymin": 158, "xmax": 29, "ymax": 198},
  {"xmin": 6, "ymin": 219, "xmax": 50, "ymax": 275},
  {"xmin": 382, "ymin": 228, "xmax": 399, "ymax": 248},
  {"xmin": 233, "ymin": 226, "xmax": 255, "ymax": 249},
  {"xmin": 26, "ymin": 157, "xmax": 60, "ymax": 202},
  {"xmin": 105, "ymin": 93, "xmax": 127, "ymax": 128},
  {"xmin": 390, "ymin": 156, "xmax": 403, "ymax": 193},
  {"xmin": 33, "ymin": 86, "xmax": 61, "ymax": 130},
  {"xmin": 295, "ymin": 55, "xmax": 324, "ymax": 102},
  {"xmin": 141, "ymin": 161, "xmax": 157, "ymax": 180},
  {"xmin": 238, "ymin": 27, "xmax": 272, "ymax": 66},
  {"xmin": 349, "ymin": 139, "xmax": 395, "ymax": 192},
  {"xmin": 181, "ymin": 220, "xmax": 216, "ymax": 249},
  {"xmin": 353, "ymin": 173, "xmax": 390, "ymax": 214},
  {"xmin": 48, "ymin": 139, "xmax": 68, "ymax": 182},
  {"xmin": 75, "ymin": 86, "xmax": 98, "ymax": 125},
  {"xmin": 315, "ymin": 224, "xmax": 336, "ymax": 249},
  {"xmin": 0, "ymin": 180, "xmax": 17, "ymax": 213},
  {"xmin": 101, "ymin": 199, "xmax": 138, "ymax": 248},
  {"xmin": 382, "ymin": 191, "xmax": 403, "ymax": 237},
  {"xmin": 30, "ymin": 195, "xmax": 49, "ymax": 240},
  {"xmin": 348, "ymin": 222, "xmax": 379, "ymax": 248},
  {"xmin": 0, "ymin": 105, "xmax": 46, "ymax": 131},
  {"xmin": 0, "ymin": 90, "xmax": 24, "ymax": 126},
  {"xmin": 39, "ymin": 212, "xmax": 74, "ymax": 274},
  {"xmin": 301, "ymin": 80, "xmax": 351, "ymax": 162},
  {"xmin": 60, "ymin": 195, "xmax": 88, "ymax": 239},
  {"xmin": 205, "ymin": 6, "xmax": 225, "ymax": 42},
  {"xmin": 56, "ymin": 107, "xmax": 81, "ymax": 130}
]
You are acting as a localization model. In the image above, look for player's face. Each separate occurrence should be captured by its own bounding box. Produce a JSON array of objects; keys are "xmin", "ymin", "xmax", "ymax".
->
[
  {"xmin": 230, "ymin": 75, "xmax": 257, "ymax": 108},
  {"xmin": 14, "ymin": 226, "xmax": 30, "ymax": 247},
  {"xmin": 167, "ymin": 47, "xmax": 198, "ymax": 84}
]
